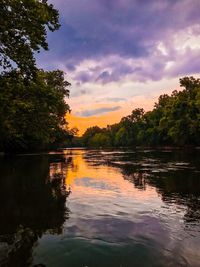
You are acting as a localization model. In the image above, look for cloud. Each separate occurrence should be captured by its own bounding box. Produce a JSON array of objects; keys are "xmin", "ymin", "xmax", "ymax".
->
[
  {"xmin": 65, "ymin": 63, "xmax": 76, "ymax": 71},
  {"xmin": 75, "ymin": 71, "xmax": 92, "ymax": 83},
  {"xmin": 36, "ymin": 0, "xmax": 200, "ymax": 87},
  {"xmin": 70, "ymin": 56, "xmax": 135, "ymax": 84},
  {"xmin": 96, "ymin": 62, "xmax": 134, "ymax": 84},
  {"xmin": 37, "ymin": 0, "xmax": 200, "ymax": 125},
  {"xmin": 167, "ymin": 49, "xmax": 200, "ymax": 77},
  {"xmin": 76, "ymin": 106, "xmax": 121, "ymax": 117},
  {"xmin": 105, "ymin": 97, "xmax": 126, "ymax": 102},
  {"xmin": 71, "ymin": 88, "xmax": 90, "ymax": 97}
]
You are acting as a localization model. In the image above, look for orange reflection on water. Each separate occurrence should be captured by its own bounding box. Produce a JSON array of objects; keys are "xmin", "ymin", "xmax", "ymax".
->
[{"xmin": 63, "ymin": 149, "xmax": 160, "ymax": 204}]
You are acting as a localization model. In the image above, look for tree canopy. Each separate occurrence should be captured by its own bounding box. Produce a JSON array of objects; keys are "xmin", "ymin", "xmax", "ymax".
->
[
  {"xmin": 0, "ymin": 70, "xmax": 71, "ymax": 152},
  {"xmin": 0, "ymin": 0, "xmax": 73, "ymax": 152},
  {"xmin": 80, "ymin": 77, "xmax": 200, "ymax": 148},
  {"xmin": 0, "ymin": 0, "xmax": 60, "ymax": 76}
]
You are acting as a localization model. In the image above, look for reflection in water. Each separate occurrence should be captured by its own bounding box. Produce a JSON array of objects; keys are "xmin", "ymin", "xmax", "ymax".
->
[
  {"xmin": 0, "ymin": 154, "xmax": 70, "ymax": 266},
  {"xmin": 0, "ymin": 149, "xmax": 200, "ymax": 266}
]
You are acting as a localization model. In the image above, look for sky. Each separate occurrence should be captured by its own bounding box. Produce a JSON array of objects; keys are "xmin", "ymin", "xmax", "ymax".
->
[{"xmin": 38, "ymin": 0, "xmax": 200, "ymax": 135}]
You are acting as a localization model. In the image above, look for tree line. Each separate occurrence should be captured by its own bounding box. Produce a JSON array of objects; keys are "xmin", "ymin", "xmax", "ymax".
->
[
  {"xmin": 0, "ymin": 0, "xmax": 71, "ymax": 152},
  {"xmin": 1, "ymin": 2, "xmax": 199, "ymax": 151},
  {"xmin": 77, "ymin": 76, "xmax": 200, "ymax": 147}
]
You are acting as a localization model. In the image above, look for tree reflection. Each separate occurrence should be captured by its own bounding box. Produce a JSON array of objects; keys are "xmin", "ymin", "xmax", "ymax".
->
[
  {"xmin": 0, "ymin": 154, "xmax": 70, "ymax": 266},
  {"xmin": 147, "ymin": 171, "xmax": 200, "ymax": 224},
  {"xmin": 94, "ymin": 150, "xmax": 200, "ymax": 226},
  {"xmin": 123, "ymin": 169, "xmax": 147, "ymax": 191},
  {"xmin": 1, "ymin": 149, "xmax": 200, "ymax": 266}
]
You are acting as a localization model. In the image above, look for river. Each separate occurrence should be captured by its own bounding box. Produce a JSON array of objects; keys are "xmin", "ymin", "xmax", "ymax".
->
[{"xmin": 0, "ymin": 149, "xmax": 200, "ymax": 266}]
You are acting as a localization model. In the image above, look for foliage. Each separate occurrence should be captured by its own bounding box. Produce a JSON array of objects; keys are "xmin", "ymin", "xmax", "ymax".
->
[
  {"xmin": 0, "ymin": 0, "xmax": 74, "ymax": 152},
  {"xmin": 0, "ymin": 70, "xmax": 71, "ymax": 152},
  {"xmin": 82, "ymin": 126, "xmax": 102, "ymax": 147},
  {"xmin": 90, "ymin": 132, "xmax": 111, "ymax": 147},
  {"xmin": 81, "ymin": 77, "xmax": 200, "ymax": 147},
  {"xmin": 0, "ymin": 0, "xmax": 60, "ymax": 77}
]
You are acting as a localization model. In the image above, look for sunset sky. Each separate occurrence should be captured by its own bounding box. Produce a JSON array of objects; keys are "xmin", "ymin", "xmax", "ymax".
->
[{"xmin": 38, "ymin": 0, "xmax": 200, "ymax": 135}]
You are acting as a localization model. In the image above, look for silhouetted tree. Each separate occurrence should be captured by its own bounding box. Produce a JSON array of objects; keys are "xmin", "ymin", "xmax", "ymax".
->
[
  {"xmin": 0, "ymin": 0, "xmax": 60, "ymax": 77},
  {"xmin": 0, "ymin": 70, "xmax": 71, "ymax": 152}
]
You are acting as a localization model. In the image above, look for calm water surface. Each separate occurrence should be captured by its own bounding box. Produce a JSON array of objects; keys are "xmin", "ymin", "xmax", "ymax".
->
[{"xmin": 0, "ymin": 149, "xmax": 200, "ymax": 266}]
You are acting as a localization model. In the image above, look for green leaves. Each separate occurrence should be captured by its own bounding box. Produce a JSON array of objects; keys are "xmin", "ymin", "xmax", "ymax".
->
[
  {"xmin": 0, "ymin": 70, "xmax": 71, "ymax": 152},
  {"xmin": 0, "ymin": 0, "xmax": 60, "ymax": 76},
  {"xmin": 0, "ymin": 1, "xmax": 73, "ymax": 152},
  {"xmin": 81, "ymin": 77, "xmax": 200, "ymax": 147}
]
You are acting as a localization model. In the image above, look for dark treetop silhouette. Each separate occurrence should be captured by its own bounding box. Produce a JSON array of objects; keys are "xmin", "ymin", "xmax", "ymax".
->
[{"xmin": 0, "ymin": 0, "xmax": 71, "ymax": 152}]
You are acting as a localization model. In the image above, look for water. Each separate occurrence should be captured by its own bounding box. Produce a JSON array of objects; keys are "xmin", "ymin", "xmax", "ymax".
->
[{"xmin": 0, "ymin": 149, "xmax": 200, "ymax": 267}]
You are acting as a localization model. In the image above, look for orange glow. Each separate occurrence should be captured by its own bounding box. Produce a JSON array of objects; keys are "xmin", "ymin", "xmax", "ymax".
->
[
  {"xmin": 64, "ymin": 149, "xmax": 157, "ymax": 200},
  {"xmin": 66, "ymin": 109, "xmax": 129, "ymax": 135},
  {"xmin": 66, "ymin": 94, "xmax": 160, "ymax": 135}
]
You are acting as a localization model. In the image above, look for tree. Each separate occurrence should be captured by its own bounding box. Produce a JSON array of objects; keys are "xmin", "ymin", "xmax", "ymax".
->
[
  {"xmin": 0, "ymin": 69, "xmax": 71, "ymax": 152},
  {"xmin": 180, "ymin": 76, "xmax": 200, "ymax": 91},
  {"xmin": 130, "ymin": 108, "xmax": 145, "ymax": 123},
  {"xmin": 115, "ymin": 127, "xmax": 127, "ymax": 146},
  {"xmin": 82, "ymin": 126, "xmax": 102, "ymax": 146},
  {"xmin": 0, "ymin": 1, "xmax": 74, "ymax": 152},
  {"xmin": 80, "ymin": 77, "xmax": 200, "ymax": 147},
  {"xmin": 90, "ymin": 133, "xmax": 111, "ymax": 147},
  {"xmin": 0, "ymin": 0, "xmax": 60, "ymax": 76}
]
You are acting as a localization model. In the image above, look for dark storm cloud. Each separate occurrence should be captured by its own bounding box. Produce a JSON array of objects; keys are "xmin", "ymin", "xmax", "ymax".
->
[
  {"xmin": 38, "ymin": 0, "xmax": 200, "ymax": 82},
  {"xmin": 76, "ymin": 106, "xmax": 121, "ymax": 117}
]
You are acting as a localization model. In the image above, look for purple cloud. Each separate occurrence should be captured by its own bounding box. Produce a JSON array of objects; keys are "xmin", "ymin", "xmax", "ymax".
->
[
  {"xmin": 96, "ymin": 63, "xmax": 134, "ymax": 83},
  {"xmin": 167, "ymin": 49, "xmax": 200, "ymax": 77},
  {"xmin": 37, "ymin": 0, "xmax": 200, "ymax": 83},
  {"xmin": 76, "ymin": 106, "xmax": 121, "ymax": 117},
  {"xmin": 75, "ymin": 71, "xmax": 92, "ymax": 83}
]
